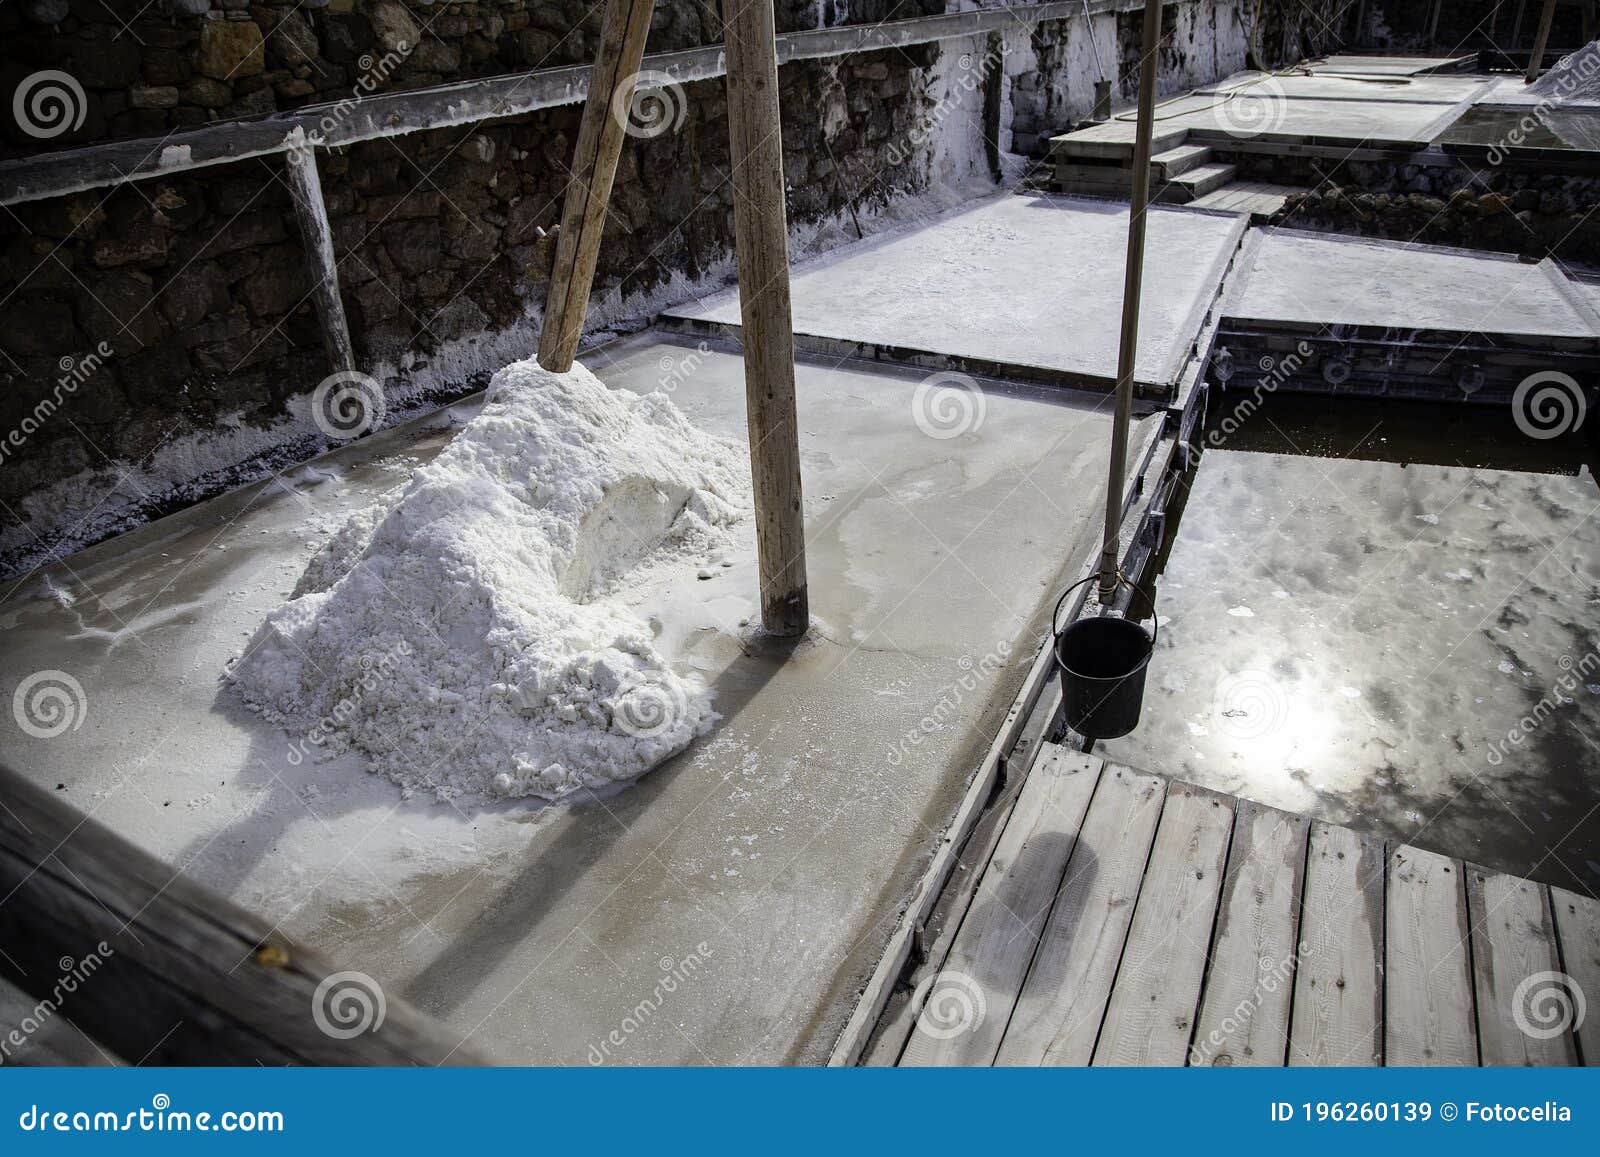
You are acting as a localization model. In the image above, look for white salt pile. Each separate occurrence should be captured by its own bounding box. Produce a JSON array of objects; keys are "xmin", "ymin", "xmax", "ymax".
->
[
  {"xmin": 228, "ymin": 359, "xmax": 750, "ymax": 801},
  {"xmin": 1529, "ymin": 40, "xmax": 1600, "ymax": 105}
]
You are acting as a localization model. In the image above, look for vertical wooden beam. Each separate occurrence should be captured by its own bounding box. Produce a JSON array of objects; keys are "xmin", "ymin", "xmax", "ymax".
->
[
  {"xmin": 284, "ymin": 131, "xmax": 356, "ymax": 375},
  {"xmin": 1526, "ymin": 0, "xmax": 1558, "ymax": 83},
  {"xmin": 1427, "ymin": 0, "xmax": 1443, "ymax": 45},
  {"xmin": 722, "ymin": 0, "xmax": 809, "ymax": 637},
  {"xmin": 537, "ymin": 0, "xmax": 657, "ymax": 373}
]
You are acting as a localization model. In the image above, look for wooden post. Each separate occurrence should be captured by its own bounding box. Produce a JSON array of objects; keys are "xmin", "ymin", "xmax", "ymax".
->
[
  {"xmin": 722, "ymin": 0, "xmax": 809, "ymax": 636},
  {"xmin": 284, "ymin": 130, "xmax": 356, "ymax": 376},
  {"xmin": 537, "ymin": 0, "xmax": 657, "ymax": 373},
  {"xmin": 1526, "ymin": 0, "xmax": 1558, "ymax": 82},
  {"xmin": 1427, "ymin": 0, "xmax": 1443, "ymax": 45},
  {"xmin": 0, "ymin": 764, "xmax": 481, "ymax": 1065},
  {"xmin": 1097, "ymin": 0, "xmax": 1162, "ymax": 604}
]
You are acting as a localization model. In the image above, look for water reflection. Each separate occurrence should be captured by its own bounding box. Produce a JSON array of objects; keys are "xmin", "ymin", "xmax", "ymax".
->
[{"xmin": 1100, "ymin": 395, "xmax": 1600, "ymax": 894}]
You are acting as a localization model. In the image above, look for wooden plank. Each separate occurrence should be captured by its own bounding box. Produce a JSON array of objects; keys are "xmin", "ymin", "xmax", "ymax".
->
[
  {"xmin": 1467, "ymin": 869, "xmax": 1577, "ymax": 1065},
  {"xmin": 1190, "ymin": 801, "xmax": 1310, "ymax": 1066},
  {"xmin": 1385, "ymin": 844, "xmax": 1477, "ymax": 1065},
  {"xmin": 1289, "ymin": 823, "xmax": 1385, "ymax": 1066},
  {"xmin": 537, "ymin": 0, "xmax": 657, "ymax": 372},
  {"xmin": 1090, "ymin": 781, "xmax": 1233, "ymax": 1065},
  {"xmin": 1, "ymin": 1, "xmax": 1157, "ymax": 207},
  {"xmin": 900, "ymin": 749, "xmax": 1102, "ymax": 1065},
  {"xmin": 995, "ymin": 762, "xmax": 1165, "ymax": 1065},
  {"xmin": 722, "ymin": 0, "xmax": 808, "ymax": 635},
  {"xmin": 1549, "ymin": 885, "xmax": 1600, "ymax": 1065},
  {"xmin": 0, "ymin": 764, "xmax": 480, "ymax": 1065}
]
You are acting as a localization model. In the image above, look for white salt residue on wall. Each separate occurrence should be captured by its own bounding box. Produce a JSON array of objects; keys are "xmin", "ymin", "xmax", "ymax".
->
[{"xmin": 227, "ymin": 359, "xmax": 751, "ymax": 802}]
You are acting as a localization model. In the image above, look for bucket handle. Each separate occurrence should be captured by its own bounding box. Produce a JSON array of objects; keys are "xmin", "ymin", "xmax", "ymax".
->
[{"xmin": 1051, "ymin": 573, "xmax": 1159, "ymax": 648}]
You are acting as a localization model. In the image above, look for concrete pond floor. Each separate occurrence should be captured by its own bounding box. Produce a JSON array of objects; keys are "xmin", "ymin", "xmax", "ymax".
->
[
  {"xmin": 1100, "ymin": 394, "xmax": 1600, "ymax": 896},
  {"xmin": 0, "ymin": 332, "xmax": 1154, "ymax": 1064},
  {"xmin": 665, "ymin": 193, "xmax": 1243, "ymax": 390}
]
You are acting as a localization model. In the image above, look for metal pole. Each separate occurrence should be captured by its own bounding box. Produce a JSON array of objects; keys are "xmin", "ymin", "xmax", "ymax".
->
[{"xmin": 1097, "ymin": 0, "xmax": 1163, "ymax": 604}]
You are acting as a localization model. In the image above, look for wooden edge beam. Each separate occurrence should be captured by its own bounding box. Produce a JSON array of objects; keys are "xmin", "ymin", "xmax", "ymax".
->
[{"xmin": 0, "ymin": 763, "xmax": 482, "ymax": 1066}]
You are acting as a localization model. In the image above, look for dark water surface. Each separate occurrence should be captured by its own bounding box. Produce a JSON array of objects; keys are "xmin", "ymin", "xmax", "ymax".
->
[{"xmin": 1101, "ymin": 395, "xmax": 1600, "ymax": 895}]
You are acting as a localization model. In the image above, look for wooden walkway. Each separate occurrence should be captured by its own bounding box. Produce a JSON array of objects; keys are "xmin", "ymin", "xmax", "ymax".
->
[{"xmin": 879, "ymin": 746, "xmax": 1599, "ymax": 1066}]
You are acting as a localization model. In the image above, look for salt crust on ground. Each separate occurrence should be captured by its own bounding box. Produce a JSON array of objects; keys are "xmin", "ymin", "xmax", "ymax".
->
[{"xmin": 227, "ymin": 359, "xmax": 750, "ymax": 802}]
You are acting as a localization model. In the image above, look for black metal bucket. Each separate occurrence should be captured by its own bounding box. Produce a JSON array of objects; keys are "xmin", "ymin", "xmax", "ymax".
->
[{"xmin": 1052, "ymin": 577, "xmax": 1157, "ymax": 740}]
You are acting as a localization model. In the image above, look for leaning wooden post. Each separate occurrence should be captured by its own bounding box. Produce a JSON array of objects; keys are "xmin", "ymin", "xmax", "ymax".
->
[
  {"xmin": 284, "ymin": 129, "xmax": 356, "ymax": 376},
  {"xmin": 1097, "ymin": 0, "xmax": 1163, "ymax": 604},
  {"xmin": 537, "ymin": 0, "xmax": 657, "ymax": 372},
  {"xmin": 722, "ymin": 0, "xmax": 809, "ymax": 636},
  {"xmin": 1526, "ymin": 0, "xmax": 1558, "ymax": 82}
]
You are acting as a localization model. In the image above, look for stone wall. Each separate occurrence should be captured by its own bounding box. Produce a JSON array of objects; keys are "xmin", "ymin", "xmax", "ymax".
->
[
  {"xmin": 0, "ymin": 1, "xmax": 942, "ymax": 157},
  {"xmin": 0, "ymin": 1, "xmax": 1302, "ymax": 573},
  {"xmin": 1227, "ymin": 152, "xmax": 1600, "ymax": 263}
]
